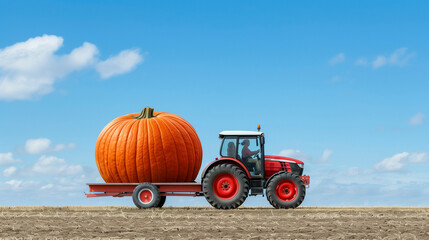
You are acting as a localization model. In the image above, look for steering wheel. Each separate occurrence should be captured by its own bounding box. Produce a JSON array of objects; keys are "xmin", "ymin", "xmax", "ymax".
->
[{"xmin": 252, "ymin": 152, "xmax": 260, "ymax": 159}]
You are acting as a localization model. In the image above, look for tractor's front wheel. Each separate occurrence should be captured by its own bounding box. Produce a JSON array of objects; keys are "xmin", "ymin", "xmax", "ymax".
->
[
  {"xmin": 266, "ymin": 172, "xmax": 305, "ymax": 209},
  {"xmin": 203, "ymin": 164, "xmax": 249, "ymax": 209}
]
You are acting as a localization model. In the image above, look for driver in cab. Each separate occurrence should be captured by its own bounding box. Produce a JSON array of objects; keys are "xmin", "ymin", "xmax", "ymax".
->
[{"xmin": 241, "ymin": 139, "xmax": 261, "ymax": 175}]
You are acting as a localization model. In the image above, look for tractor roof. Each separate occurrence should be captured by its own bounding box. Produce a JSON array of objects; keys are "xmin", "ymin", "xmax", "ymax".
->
[{"xmin": 219, "ymin": 131, "xmax": 264, "ymax": 138}]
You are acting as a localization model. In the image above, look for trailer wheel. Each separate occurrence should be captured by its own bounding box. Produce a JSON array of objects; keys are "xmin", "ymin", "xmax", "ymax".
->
[
  {"xmin": 132, "ymin": 183, "xmax": 161, "ymax": 209},
  {"xmin": 266, "ymin": 172, "xmax": 305, "ymax": 209},
  {"xmin": 156, "ymin": 196, "xmax": 167, "ymax": 208},
  {"xmin": 203, "ymin": 164, "xmax": 249, "ymax": 209}
]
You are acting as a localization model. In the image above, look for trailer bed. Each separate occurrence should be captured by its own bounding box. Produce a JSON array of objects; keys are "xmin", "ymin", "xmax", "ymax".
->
[{"xmin": 86, "ymin": 182, "xmax": 203, "ymax": 198}]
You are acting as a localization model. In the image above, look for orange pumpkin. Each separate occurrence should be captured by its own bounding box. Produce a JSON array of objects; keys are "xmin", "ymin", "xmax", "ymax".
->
[{"xmin": 95, "ymin": 107, "xmax": 203, "ymax": 183}]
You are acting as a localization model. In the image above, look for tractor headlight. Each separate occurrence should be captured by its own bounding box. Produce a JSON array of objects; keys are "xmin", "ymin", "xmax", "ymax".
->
[{"xmin": 297, "ymin": 163, "xmax": 304, "ymax": 168}]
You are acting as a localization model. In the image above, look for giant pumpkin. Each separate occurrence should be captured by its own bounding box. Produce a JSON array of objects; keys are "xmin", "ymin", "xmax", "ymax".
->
[{"xmin": 95, "ymin": 107, "xmax": 203, "ymax": 183}]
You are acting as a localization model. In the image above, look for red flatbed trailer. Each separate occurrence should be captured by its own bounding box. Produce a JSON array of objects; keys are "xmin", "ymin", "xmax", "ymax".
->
[{"xmin": 86, "ymin": 182, "xmax": 203, "ymax": 198}]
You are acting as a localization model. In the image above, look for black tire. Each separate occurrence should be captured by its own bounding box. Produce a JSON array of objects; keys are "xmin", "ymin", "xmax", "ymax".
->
[
  {"xmin": 156, "ymin": 196, "xmax": 167, "ymax": 208},
  {"xmin": 203, "ymin": 164, "xmax": 249, "ymax": 209},
  {"xmin": 266, "ymin": 172, "xmax": 305, "ymax": 209},
  {"xmin": 132, "ymin": 183, "xmax": 161, "ymax": 209}
]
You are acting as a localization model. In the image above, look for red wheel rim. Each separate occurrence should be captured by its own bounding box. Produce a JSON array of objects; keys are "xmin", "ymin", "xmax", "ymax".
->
[
  {"xmin": 213, "ymin": 173, "xmax": 239, "ymax": 200},
  {"xmin": 139, "ymin": 189, "xmax": 153, "ymax": 204},
  {"xmin": 276, "ymin": 180, "xmax": 297, "ymax": 202}
]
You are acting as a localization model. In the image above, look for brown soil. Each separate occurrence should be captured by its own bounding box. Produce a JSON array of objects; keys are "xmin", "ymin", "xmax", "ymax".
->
[{"xmin": 0, "ymin": 207, "xmax": 428, "ymax": 239}]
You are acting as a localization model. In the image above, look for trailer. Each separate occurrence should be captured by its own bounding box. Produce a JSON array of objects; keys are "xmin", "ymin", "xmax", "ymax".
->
[
  {"xmin": 86, "ymin": 129, "xmax": 310, "ymax": 209},
  {"xmin": 86, "ymin": 182, "xmax": 203, "ymax": 208}
]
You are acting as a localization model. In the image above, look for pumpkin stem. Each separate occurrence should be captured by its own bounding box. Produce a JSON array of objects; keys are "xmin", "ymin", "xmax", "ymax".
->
[{"xmin": 131, "ymin": 107, "xmax": 155, "ymax": 119}]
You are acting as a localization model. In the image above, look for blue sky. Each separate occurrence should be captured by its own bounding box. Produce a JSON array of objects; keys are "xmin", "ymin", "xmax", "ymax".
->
[{"xmin": 0, "ymin": 1, "xmax": 428, "ymax": 206}]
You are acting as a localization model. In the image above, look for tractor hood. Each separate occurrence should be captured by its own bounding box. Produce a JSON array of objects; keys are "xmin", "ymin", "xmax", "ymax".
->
[{"xmin": 265, "ymin": 155, "xmax": 304, "ymax": 165}]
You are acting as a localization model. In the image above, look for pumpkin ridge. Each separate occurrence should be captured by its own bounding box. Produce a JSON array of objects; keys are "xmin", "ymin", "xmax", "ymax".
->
[
  {"xmin": 115, "ymin": 120, "xmax": 134, "ymax": 183},
  {"xmin": 101, "ymin": 121, "xmax": 126, "ymax": 182},
  {"xmin": 150, "ymin": 118, "xmax": 167, "ymax": 182},
  {"xmin": 95, "ymin": 125, "xmax": 111, "ymax": 180},
  {"xmin": 129, "ymin": 120, "xmax": 140, "ymax": 182},
  {"xmin": 176, "ymin": 116, "xmax": 202, "ymax": 174},
  {"xmin": 132, "ymin": 119, "xmax": 142, "ymax": 182},
  {"xmin": 136, "ymin": 119, "xmax": 149, "ymax": 182},
  {"xmin": 96, "ymin": 120, "xmax": 124, "ymax": 181},
  {"xmin": 115, "ymin": 120, "xmax": 132, "ymax": 182},
  {"xmin": 118, "ymin": 119, "xmax": 135, "ymax": 182},
  {"xmin": 166, "ymin": 118, "xmax": 192, "ymax": 181},
  {"xmin": 107, "ymin": 121, "xmax": 128, "ymax": 182},
  {"xmin": 171, "ymin": 117, "xmax": 202, "ymax": 180},
  {"xmin": 147, "ymin": 119, "xmax": 158, "ymax": 182},
  {"xmin": 155, "ymin": 117, "xmax": 179, "ymax": 182},
  {"xmin": 103, "ymin": 124, "xmax": 118, "ymax": 182},
  {"xmin": 166, "ymin": 119, "xmax": 187, "ymax": 182},
  {"xmin": 100, "ymin": 127, "xmax": 113, "ymax": 182},
  {"xmin": 178, "ymin": 119, "xmax": 197, "ymax": 181},
  {"xmin": 127, "ymin": 120, "xmax": 139, "ymax": 183},
  {"xmin": 157, "ymin": 117, "xmax": 181, "ymax": 182}
]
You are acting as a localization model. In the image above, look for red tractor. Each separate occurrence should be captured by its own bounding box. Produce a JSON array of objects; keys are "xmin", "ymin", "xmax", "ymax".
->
[{"xmin": 86, "ymin": 127, "xmax": 310, "ymax": 209}]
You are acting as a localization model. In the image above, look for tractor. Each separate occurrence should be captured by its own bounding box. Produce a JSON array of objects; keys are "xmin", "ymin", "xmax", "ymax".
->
[{"xmin": 201, "ymin": 127, "xmax": 309, "ymax": 209}]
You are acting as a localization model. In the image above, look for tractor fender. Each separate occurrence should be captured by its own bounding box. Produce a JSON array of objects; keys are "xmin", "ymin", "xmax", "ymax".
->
[
  {"xmin": 201, "ymin": 158, "xmax": 251, "ymax": 183},
  {"xmin": 264, "ymin": 171, "xmax": 289, "ymax": 188}
]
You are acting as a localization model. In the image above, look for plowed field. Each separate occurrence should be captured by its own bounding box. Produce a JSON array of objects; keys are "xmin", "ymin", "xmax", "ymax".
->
[{"xmin": 1, "ymin": 207, "xmax": 428, "ymax": 239}]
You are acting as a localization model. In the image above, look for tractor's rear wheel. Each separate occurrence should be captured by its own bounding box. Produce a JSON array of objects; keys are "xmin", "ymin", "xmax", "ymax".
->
[
  {"xmin": 266, "ymin": 172, "xmax": 305, "ymax": 209},
  {"xmin": 132, "ymin": 183, "xmax": 161, "ymax": 209},
  {"xmin": 203, "ymin": 164, "xmax": 249, "ymax": 209}
]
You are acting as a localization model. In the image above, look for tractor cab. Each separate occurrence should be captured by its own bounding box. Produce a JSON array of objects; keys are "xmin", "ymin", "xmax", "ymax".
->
[{"xmin": 218, "ymin": 131, "xmax": 265, "ymax": 178}]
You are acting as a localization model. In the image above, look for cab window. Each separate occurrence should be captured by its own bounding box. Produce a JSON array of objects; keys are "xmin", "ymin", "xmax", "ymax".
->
[
  {"xmin": 238, "ymin": 137, "xmax": 260, "ymax": 161},
  {"xmin": 220, "ymin": 137, "xmax": 237, "ymax": 158}
]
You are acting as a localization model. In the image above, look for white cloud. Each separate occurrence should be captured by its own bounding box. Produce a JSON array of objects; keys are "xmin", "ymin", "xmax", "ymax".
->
[
  {"xmin": 3, "ymin": 166, "xmax": 17, "ymax": 177},
  {"xmin": 3, "ymin": 179, "xmax": 40, "ymax": 191},
  {"xmin": 408, "ymin": 112, "xmax": 424, "ymax": 126},
  {"xmin": 407, "ymin": 152, "xmax": 429, "ymax": 163},
  {"xmin": 374, "ymin": 152, "xmax": 429, "ymax": 172},
  {"xmin": 329, "ymin": 53, "xmax": 345, "ymax": 65},
  {"xmin": 355, "ymin": 57, "xmax": 368, "ymax": 66},
  {"xmin": 279, "ymin": 149, "xmax": 312, "ymax": 161},
  {"xmin": 372, "ymin": 56, "xmax": 387, "ymax": 69},
  {"xmin": 24, "ymin": 138, "xmax": 75, "ymax": 154},
  {"xmin": 389, "ymin": 48, "xmax": 415, "ymax": 66},
  {"xmin": 278, "ymin": 149, "xmax": 332, "ymax": 163},
  {"xmin": 32, "ymin": 155, "xmax": 83, "ymax": 176},
  {"xmin": 319, "ymin": 149, "xmax": 333, "ymax": 163},
  {"xmin": 25, "ymin": 138, "xmax": 51, "ymax": 154},
  {"xmin": 0, "ymin": 152, "xmax": 20, "ymax": 166},
  {"xmin": 5, "ymin": 179, "xmax": 23, "ymax": 190},
  {"xmin": 372, "ymin": 48, "xmax": 415, "ymax": 69},
  {"xmin": 52, "ymin": 143, "xmax": 77, "ymax": 152},
  {"xmin": 40, "ymin": 183, "xmax": 53, "ymax": 190},
  {"xmin": 0, "ymin": 35, "xmax": 143, "ymax": 100},
  {"xmin": 0, "ymin": 35, "xmax": 98, "ymax": 100},
  {"xmin": 374, "ymin": 152, "xmax": 407, "ymax": 171},
  {"xmin": 96, "ymin": 49, "xmax": 143, "ymax": 79},
  {"xmin": 4, "ymin": 155, "xmax": 83, "ymax": 178}
]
